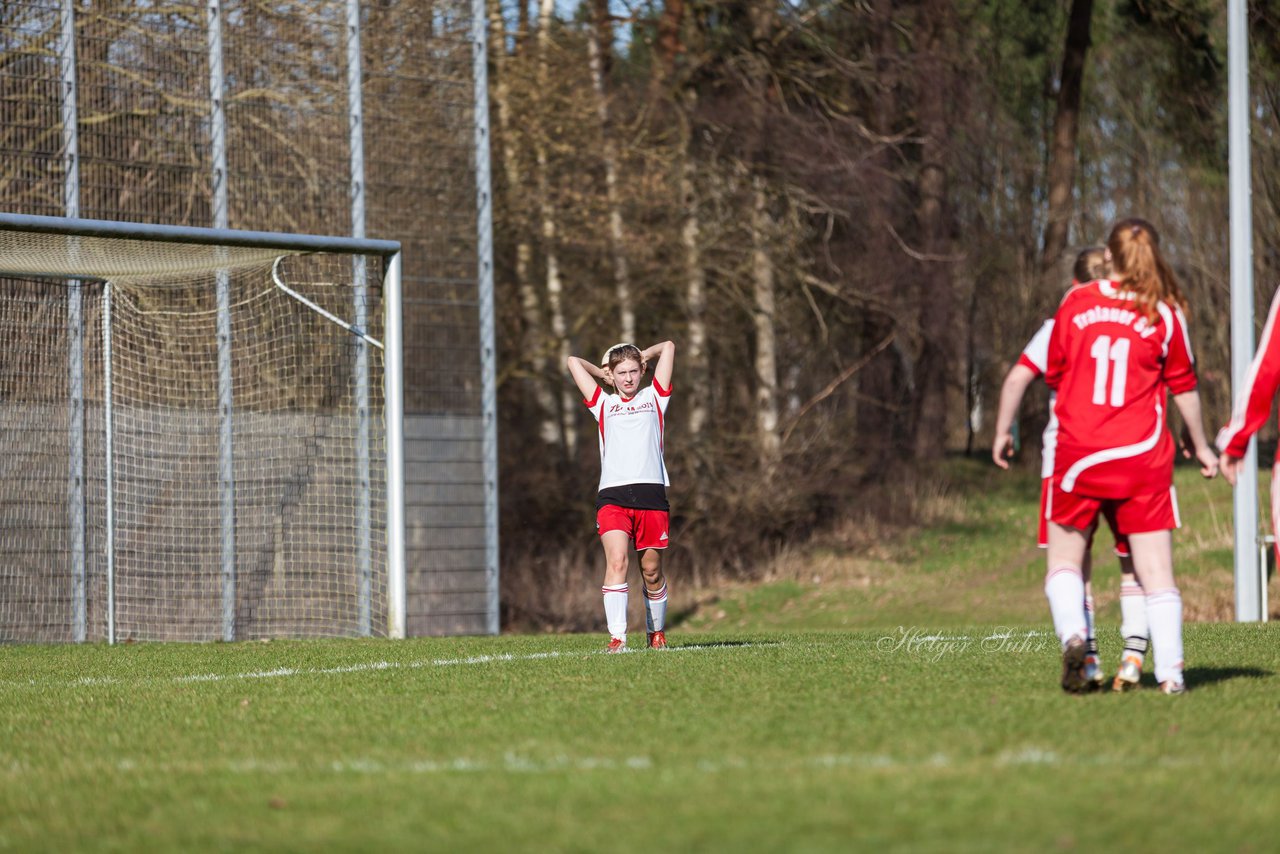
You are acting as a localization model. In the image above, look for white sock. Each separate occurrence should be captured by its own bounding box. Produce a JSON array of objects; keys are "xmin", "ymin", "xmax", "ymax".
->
[
  {"xmin": 1146, "ymin": 588, "xmax": 1184, "ymax": 685},
  {"xmin": 1084, "ymin": 595, "xmax": 1098, "ymax": 656},
  {"xmin": 1120, "ymin": 578, "xmax": 1148, "ymax": 662},
  {"xmin": 1045, "ymin": 565, "xmax": 1088, "ymax": 648},
  {"xmin": 602, "ymin": 583, "xmax": 628, "ymax": 641},
  {"xmin": 644, "ymin": 582, "xmax": 668, "ymax": 632}
]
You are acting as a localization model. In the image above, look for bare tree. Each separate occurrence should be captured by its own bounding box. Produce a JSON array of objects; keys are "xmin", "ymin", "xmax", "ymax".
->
[
  {"xmin": 1041, "ymin": 0, "xmax": 1094, "ymax": 285},
  {"xmin": 534, "ymin": 0, "xmax": 575, "ymax": 456},
  {"xmin": 909, "ymin": 0, "xmax": 959, "ymax": 461},
  {"xmin": 747, "ymin": 1, "xmax": 780, "ymax": 470},
  {"xmin": 586, "ymin": 0, "xmax": 634, "ymax": 343},
  {"xmin": 489, "ymin": 0, "xmax": 559, "ymax": 447}
]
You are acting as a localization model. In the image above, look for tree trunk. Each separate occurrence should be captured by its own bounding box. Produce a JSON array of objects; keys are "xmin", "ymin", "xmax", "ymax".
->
[
  {"xmin": 586, "ymin": 0, "xmax": 634, "ymax": 343},
  {"xmin": 488, "ymin": 0, "xmax": 559, "ymax": 447},
  {"xmin": 857, "ymin": 0, "xmax": 909, "ymax": 463},
  {"xmin": 910, "ymin": 1, "xmax": 957, "ymax": 461},
  {"xmin": 1040, "ymin": 0, "xmax": 1094, "ymax": 283},
  {"xmin": 650, "ymin": 0, "xmax": 685, "ymax": 103},
  {"xmin": 747, "ymin": 2, "xmax": 780, "ymax": 470},
  {"xmin": 751, "ymin": 174, "xmax": 781, "ymax": 469},
  {"xmin": 654, "ymin": 1, "xmax": 708, "ymax": 443},
  {"xmin": 680, "ymin": 110, "xmax": 709, "ymax": 440},
  {"xmin": 534, "ymin": 0, "xmax": 575, "ymax": 457}
]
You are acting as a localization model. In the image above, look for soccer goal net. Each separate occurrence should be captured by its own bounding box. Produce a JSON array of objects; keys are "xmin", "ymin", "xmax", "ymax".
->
[{"xmin": 0, "ymin": 215, "xmax": 405, "ymax": 643}]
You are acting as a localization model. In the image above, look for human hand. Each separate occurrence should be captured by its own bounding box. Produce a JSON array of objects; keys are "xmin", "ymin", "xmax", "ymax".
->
[
  {"xmin": 1196, "ymin": 445, "xmax": 1219, "ymax": 479},
  {"xmin": 992, "ymin": 433, "xmax": 1014, "ymax": 470},
  {"xmin": 1220, "ymin": 454, "xmax": 1244, "ymax": 486}
]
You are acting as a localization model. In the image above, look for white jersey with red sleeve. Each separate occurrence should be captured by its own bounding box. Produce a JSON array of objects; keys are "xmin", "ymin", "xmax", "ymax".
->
[
  {"xmin": 1016, "ymin": 319, "xmax": 1059, "ymax": 479},
  {"xmin": 1018, "ymin": 319, "xmax": 1054, "ymax": 376},
  {"xmin": 1044, "ymin": 280, "xmax": 1197, "ymax": 497},
  {"xmin": 1217, "ymin": 287, "xmax": 1280, "ymax": 460},
  {"xmin": 584, "ymin": 379, "xmax": 672, "ymax": 490}
]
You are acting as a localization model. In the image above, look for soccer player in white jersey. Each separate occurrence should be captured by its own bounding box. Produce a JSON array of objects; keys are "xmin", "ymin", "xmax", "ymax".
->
[
  {"xmin": 567, "ymin": 340, "xmax": 676, "ymax": 652},
  {"xmin": 993, "ymin": 248, "xmax": 1151, "ymax": 690},
  {"xmin": 1042, "ymin": 219, "xmax": 1217, "ymax": 695}
]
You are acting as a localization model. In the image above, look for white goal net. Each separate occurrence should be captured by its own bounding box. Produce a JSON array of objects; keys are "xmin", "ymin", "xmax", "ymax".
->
[{"xmin": 0, "ymin": 219, "xmax": 404, "ymax": 643}]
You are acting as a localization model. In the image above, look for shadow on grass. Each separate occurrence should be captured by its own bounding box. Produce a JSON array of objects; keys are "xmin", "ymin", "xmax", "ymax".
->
[
  {"xmin": 1184, "ymin": 666, "xmax": 1273, "ymax": 689},
  {"xmin": 670, "ymin": 640, "xmax": 781, "ymax": 650},
  {"xmin": 665, "ymin": 598, "xmax": 714, "ymax": 629}
]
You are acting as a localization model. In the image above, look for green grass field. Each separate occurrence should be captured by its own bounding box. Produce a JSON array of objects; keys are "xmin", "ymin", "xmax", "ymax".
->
[{"xmin": 3, "ymin": 460, "xmax": 1278, "ymax": 851}]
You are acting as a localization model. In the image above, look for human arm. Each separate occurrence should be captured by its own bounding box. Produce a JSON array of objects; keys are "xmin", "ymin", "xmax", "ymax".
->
[
  {"xmin": 566, "ymin": 355, "xmax": 607, "ymax": 400},
  {"xmin": 992, "ymin": 364, "xmax": 1038, "ymax": 469},
  {"xmin": 642, "ymin": 340, "xmax": 675, "ymax": 391},
  {"xmin": 1171, "ymin": 389, "xmax": 1219, "ymax": 479},
  {"xmin": 1216, "ymin": 288, "xmax": 1280, "ymax": 460}
]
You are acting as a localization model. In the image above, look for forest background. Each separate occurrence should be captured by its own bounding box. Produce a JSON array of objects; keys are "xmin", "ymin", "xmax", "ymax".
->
[{"xmin": 490, "ymin": 0, "xmax": 1280, "ymax": 629}]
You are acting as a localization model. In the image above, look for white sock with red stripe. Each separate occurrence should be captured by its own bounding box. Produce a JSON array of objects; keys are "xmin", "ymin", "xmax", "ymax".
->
[
  {"xmin": 1146, "ymin": 588, "xmax": 1184, "ymax": 686},
  {"xmin": 1045, "ymin": 565, "xmax": 1088, "ymax": 648},
  {"xmin": 602, "ymin": 583, "xmax": 628, "ymax": 642},
  {"xmin": 644, "ymin": 582, "xmax": 668, "ymax": 633},
  {"xmin": 1120, "ymin": 577, "xmax": 1148, "ymax": 663}
]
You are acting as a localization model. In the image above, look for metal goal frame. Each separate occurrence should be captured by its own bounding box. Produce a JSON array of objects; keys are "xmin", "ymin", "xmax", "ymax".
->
[{"xmin": 0, "ymin": 211, "xmax": 407, "ymax": 642}]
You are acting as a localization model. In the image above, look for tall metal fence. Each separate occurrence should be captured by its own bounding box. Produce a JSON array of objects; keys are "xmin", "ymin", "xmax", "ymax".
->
[{"xmin": 0, "ymin": 0, "xmax": 497, "ymax": 637}]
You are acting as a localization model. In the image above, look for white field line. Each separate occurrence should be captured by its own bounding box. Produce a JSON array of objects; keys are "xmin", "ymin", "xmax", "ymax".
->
[
  {"xmin": 0, "ymin": 747, "xmax": 1197, "ymax": 781},
  {"xmin": 176, "ymin": 643, "xmax": 771, "ymax": 684},
  {"xmin": 6, "ymin": 642, "xmax": 778, "ymax": 690}
]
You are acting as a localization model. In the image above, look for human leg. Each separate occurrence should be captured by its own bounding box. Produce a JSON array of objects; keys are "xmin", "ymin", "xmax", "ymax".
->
[
  {"xmin": 1046, "ymin": 521, "xmax": 1091, "ymax": 692},
  {"xmin": 1046, "ymin": 523, "xmax": 1091, "ymax": 643},
  {"xmin": 1127, "ymin": 529, "xmax": 1184, "ymax": 691},
  {"xmin": 639, "ymin": 548, "xmax": 669, "ymax": 648},
  {"xmin": 1113, "ymin": 552, "xmax": 1149, "ymax": 691},
  {"xmin": 1106, "ymin": 515, "xmax": 1148, "ymax": 688},
  {"xmin": 1081, "ymin": 531, "xmax": 1104, "ymax": 685},
  {"xmin": 600, "ymin": 529, "xmax": 632, "ymax": 649},
  {"xmin": 630, "ymin": 509, "xmax": 670, "ymax": 648}
]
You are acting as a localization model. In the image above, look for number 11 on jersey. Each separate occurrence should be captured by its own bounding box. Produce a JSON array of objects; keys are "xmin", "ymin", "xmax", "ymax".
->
[{"xmin": 1090, "ymin": 334, "xmax": 1129, "ymax": 407}]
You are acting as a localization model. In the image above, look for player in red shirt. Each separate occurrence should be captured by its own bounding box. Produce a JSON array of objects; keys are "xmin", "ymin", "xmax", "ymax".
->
[
  {"xmin": 993, "ymin": 248, "xmax": 1149, "ymax": 689},
  {"xmin": 567, "ymin": 341, "xmax": 676, "ymax": 653},
  {"xmin": 1042, "ymin": 218, "xmax": 1218, "ymax": 694},
  {"xmin": 1217, "ymin": 287, "xmax": 1280, "ymax": 573}
]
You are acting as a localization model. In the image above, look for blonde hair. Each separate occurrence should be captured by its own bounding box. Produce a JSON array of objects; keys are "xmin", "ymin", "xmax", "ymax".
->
[
  {"xmin": 1072, "ymin": 246, "xmax": 1109, "ymax": 283},
  {"xmin": 1106, "ymin": 218, "xmax": 1186, "ymax": 320}
]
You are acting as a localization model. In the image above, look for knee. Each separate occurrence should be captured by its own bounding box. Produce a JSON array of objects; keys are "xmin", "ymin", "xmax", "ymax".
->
[{"xmin": 640, "ymin": 556, "xmax": 662, "ymax": 582}]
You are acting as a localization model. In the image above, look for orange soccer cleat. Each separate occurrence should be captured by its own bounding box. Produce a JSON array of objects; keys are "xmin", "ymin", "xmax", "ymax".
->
[
  {"xmin": 606, "ymin": 637, "xmax": 627, "ymax": 654},
  {"xmin": 647, "ymin": 631, "xmax": 668, "ymax": 650}
]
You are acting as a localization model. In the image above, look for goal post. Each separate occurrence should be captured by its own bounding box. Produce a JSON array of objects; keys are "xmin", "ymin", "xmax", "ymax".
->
[{"xmin": 0, "ymin": 213, "xmax": 405, "ymax": 642}]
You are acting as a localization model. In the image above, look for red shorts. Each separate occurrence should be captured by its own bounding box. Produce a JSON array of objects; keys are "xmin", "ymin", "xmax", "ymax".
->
[
  {"xmin": 1039, "ymin": 479, "xmax": 1130, "ymax": 556},
  {"xmin": 596, "ymin": 505, "xmax": 670, "ymax": 551},
  {"xmin": 1047, "ymin": 481, "xmax": 1180, "ymax": 537}
]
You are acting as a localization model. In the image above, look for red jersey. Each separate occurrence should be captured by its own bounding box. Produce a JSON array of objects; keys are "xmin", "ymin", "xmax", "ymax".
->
[
  {"xmin": 1217, "ymin": 287, "xmax": 1280, "ymax": 460},
  {"xmin": 1044, "ymin": 280, "xmax": 1197, "ymax": 497}
]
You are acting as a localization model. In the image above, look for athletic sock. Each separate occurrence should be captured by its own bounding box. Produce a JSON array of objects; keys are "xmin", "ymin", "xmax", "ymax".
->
[
  {"xmin": 602, "ymin": 583, "xmax": 628, "ymax": 642},
  {"xmin": 1146, "ymin": 588, "xmax": 1184, "ymax": 685},
  {"xmin": 644, "ymin": 582, "xmax": 668, "ymax": 633},
  {"xmin": 1045, "ymin": 565, "xmax": 1088, "ymax": 648},
  {"xmin": 1120, "ymin": 577, "xmax": 1148, "ymax": 664},
  {"xmin": 1084, "ymin": 595, "xmax": 1099, "ymax": 656}
]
